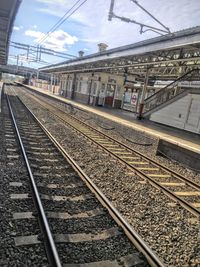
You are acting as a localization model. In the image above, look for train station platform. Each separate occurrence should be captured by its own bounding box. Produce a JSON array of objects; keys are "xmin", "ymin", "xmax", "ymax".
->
[{"xmin": 16, "ymin": 83, "xmax": 200, "ymax": 170}]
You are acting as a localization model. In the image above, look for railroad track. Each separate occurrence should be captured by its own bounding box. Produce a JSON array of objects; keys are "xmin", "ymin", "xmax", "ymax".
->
[
  {"xmin": 1, "ymin": 89, "xmax": 49, "ymax": 266},
  {"xmin": 5, "ymin": 88, "xmax": 165, "ymax": 266},
  {"xmin": 15, "ymin": 85, "xmax": 200, "ymax": 218}
]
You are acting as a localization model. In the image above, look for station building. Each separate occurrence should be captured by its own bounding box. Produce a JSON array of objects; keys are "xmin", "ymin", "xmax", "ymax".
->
[
  {"xmin": 37, "ymin": 43, "xmax": 158, "ymax": 113},
  {"xmin": 59, "ymin": 70, "xmax": 157, "ymax": 112},
  {"xmin": 38, "ymin": 27, "xmax": 200, "ymax": 133}
]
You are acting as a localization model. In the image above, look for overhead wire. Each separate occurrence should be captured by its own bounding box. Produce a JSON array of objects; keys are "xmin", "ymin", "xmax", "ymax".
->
[
  {"xmin": 38, "ymin": 0, "xmax": 88, "ymax": 45},
  {"xmin": 37, "ymin": 0, "xmax": 82, "ymax": 44}
]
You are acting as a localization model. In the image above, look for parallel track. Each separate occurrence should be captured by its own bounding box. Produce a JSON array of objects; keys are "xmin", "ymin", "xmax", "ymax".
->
[
  {"xmin": 6, "ymin": 88, "xmax": 164, "ymax": 266},
  {"xmin": 16, "ymin": 85, "xmax": 200, "ymax": 217}
]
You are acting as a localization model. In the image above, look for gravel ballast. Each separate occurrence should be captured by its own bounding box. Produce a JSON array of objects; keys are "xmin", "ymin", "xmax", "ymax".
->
[
  {"xmin": 0, "ymin": 90, "xmax": 49, "ymax": 266},
  {"xmin": 15, "ymin": 85, "xmax": 200, "ymax": 267},
  {"xmin": 4, "ymin": 89, "xmax": 150, "ymax": 266}
]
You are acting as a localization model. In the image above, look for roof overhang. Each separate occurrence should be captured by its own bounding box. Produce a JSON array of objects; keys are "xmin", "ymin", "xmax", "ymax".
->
[
  {"xmin": 40, "ymin": 27, "xmax": 200, "ymax": 80},
  {"xmin": 0, "ymin": 0, "xmax": 22, "ymax": 65}
]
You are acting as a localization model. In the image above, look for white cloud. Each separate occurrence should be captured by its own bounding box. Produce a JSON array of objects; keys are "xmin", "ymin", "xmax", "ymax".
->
[
  {"xmin": 24, "ymin": 29, "xmax": 78, "ymax": 51},
  {"xmin": 13, "ymin": 26, "xmax": 23, "ymax": 31},
  {"xmin": 13, "ymin": 26, "xmax": 20, "ymax": 31},
  {"xmin": 25, "ymin": 30, "xmax": 42, "ymax": 38},
  {"xmin": 35, "ymin": 0, "xmax": 200, "ymax": 53}
]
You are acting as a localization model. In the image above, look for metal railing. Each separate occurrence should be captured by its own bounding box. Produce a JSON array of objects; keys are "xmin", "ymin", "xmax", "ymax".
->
[{"xmin": 144, "ymin": 69, "xmax": 199, "ymax": 114}]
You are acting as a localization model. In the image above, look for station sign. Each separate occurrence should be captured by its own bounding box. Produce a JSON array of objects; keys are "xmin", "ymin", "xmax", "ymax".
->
[{"xmin": 130, "ymin": 92, "xmax": 138, "ymax": 106}]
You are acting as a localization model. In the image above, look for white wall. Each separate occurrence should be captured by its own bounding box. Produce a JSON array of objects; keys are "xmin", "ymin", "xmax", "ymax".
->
[{"xmin": 150, "ymin": 94, "xmax": 200, "ymax": 134}]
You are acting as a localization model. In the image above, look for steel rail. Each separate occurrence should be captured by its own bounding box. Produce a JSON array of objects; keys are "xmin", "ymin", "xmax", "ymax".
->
[
  {"xmin": 48, "ymin": 114, "xmax": 200, "ymax": 217},
  {"xmin": 15, "ymin": 92, "xmax": 166, "ymax": 267},
  {"xmin": 19, "ymin": 89, "xmax": 200, "ymax": 217},
  {"xmin": 77, "ymin": 120, "xmax": 200, "ymax": 191},
  {"xmin": 25, "ymin": 88, "xmax": 200, "ymax": 191},
  {"xmin": 6, "ymin": 93, "xmax": 62, "ymax": 267}
]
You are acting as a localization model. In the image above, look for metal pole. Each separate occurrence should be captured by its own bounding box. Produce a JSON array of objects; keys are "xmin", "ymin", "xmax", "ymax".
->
[
  {"xmin": 131, "ymin": 0, "xmax": 170, "ymax": 33},
  {"xmin": 138, "ymin": 68, "xmax": 150, "ymax": 119},
  {"xmin": 87, "ymin": 75, "xmax": 93, "ymax": 105},
  {"xmin": 16, "ymin": 55, "xmax": 19, "ymax": 71},
  {"xmin": 108, "ymin": 0, "xmax": 115, "ymax": 21},
  {"xmin": 53, "ymin": 75, "xmax": 55, "ymax": 94},
  {"xmin": 112, "ymin": 84, "xmax": 117, "ymax": 108},
  {"xmin": 50, "ymin": 74, "xmax": 53, "ymax": 92},
  {"xmin": 71, "ymin": 73, "xmax": 77, "ymax": 99}
]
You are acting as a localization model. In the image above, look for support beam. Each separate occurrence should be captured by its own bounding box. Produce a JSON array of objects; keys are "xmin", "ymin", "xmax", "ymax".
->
[
  {"xmin": 71, "ymin": 73, "xmax": 77, "ymax": 100},
  {"xmin": 138, "ymin": 68, "xmax": 150, "ymax": 119},
  {"xmin": 50, "ymin": 74, "xmax": 53, "ymax": 93},
  {"xmin": 87, "ymin": 74, "xmax": 94, "ymax": 105}
]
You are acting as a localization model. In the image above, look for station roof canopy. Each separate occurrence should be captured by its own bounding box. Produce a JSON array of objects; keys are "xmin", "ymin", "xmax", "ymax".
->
[
  {"xmin": 40, "ymin": 27, "xmax": 200, "ymax": 80},
  {"xmin": 0, "ymin": 0, "xmax": 21, "ymax": 65}
]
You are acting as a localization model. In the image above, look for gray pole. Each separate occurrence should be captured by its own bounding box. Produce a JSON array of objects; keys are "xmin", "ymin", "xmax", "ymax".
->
[
  {"xmin": 50, "ymin": 74, "xmax": 53, "ymax": 92},
  {"xmin": 16, "ymin": 55, "xmax": 19, "ymax": 72},
  {"xmin": 138, "ymin": 67, "xmax": 150, "ymax": 119},
  {"xmin": 71, "ymin": 73, "xmax": 77, "ymax": 99}
]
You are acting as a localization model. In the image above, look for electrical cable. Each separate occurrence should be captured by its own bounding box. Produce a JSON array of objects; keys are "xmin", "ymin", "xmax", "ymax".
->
[
  {"xmin": 73, "ymin": 110, "xmax": 153, "ymax": 145},
  {"xmin": 118, "ymin": 132, "xmax": 153, "ymax": 146},
  {"xmin": 38, "ymin": 0, "xmax": 88, "ymax": 45},
  {"xmin": 28, "ymin": 89, "xmax": 152, "ymax": 146},
  {"xmin": 108, "ymin": 0, "xmax": 171, "ymax": 35},
  {"xmin": 38, "ymin": 0, "xmax": 82, "ymax": 44},
  {"xmin": 65, "ymin": 103, "xmax": 77, "ymax": 115}
]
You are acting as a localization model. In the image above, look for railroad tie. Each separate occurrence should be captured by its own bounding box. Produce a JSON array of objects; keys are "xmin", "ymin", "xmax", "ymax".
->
[
  {"xmin": 114, "ymin": 152, "xmax": 132, "ymax": 155},
  {"xmin": 159, "ymin": 182, "xmax": 185, "ymax": 186},
  {"xmin": 137, "ymin": 167, "xmax": 159, "ymax": 171},
  {"xmin": 95, "ymin": 139, "xmax": 109, "ymax": 142},
  {"xmin": 191, "ymin": 203, "xmax": 200, "ymax": 208},
  {"xmin": 121, "ymin": 156, "xmax": 140, "ymax": 160},
  {"xmin": 127, "ymin": 161, "xmax": 147, "ymax": 165},
  {"xmin": 174, "ymin": 191, "xmax": 200, "ymax": 196},
  {"xmin": 103, "ymin": 144, "xmax": 119, "ymax": 147},
  {"xmin": 14, "ymin": 235, "xmax": 40, "ymax": 246},
  {"xmin": 54, "ymin": 227, "xmax": 121, "ymax": 243},
  {"xmin": 13, "ymin": 212, "xmax": 35, "ymax": 220},
  {"xmin": 147, "ymin": 174, "xmax": 171, "ymax": 178},
  {"xmin": 109, "ymin": 148, "xmax": 125, "ymax": 151},
  {"xmin": 97, "ymin": 142, "xmax": 112, "ymax": 145},
  {"xmin": 87, "ymin": 135, "xmax": 100, "ymax": 138}
]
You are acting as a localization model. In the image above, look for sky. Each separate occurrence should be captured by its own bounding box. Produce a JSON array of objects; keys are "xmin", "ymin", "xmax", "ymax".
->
[{"xmin": 9, "ymin": 0, "xmax": 200, "ymax": 68}]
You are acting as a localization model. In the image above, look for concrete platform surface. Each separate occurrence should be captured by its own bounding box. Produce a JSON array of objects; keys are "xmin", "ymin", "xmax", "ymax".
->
[{"xmin": 17, "ymin": 84, "xmax": 200, "ymax": 155}]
